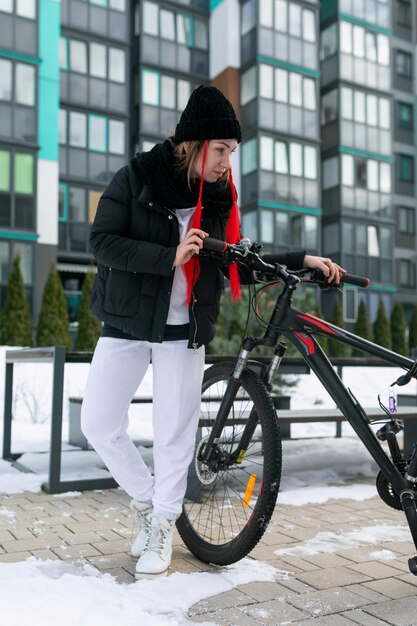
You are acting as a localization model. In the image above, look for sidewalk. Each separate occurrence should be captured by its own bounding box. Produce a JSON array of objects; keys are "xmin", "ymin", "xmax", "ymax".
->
[{"xmin": 1, "ymin": 479, "xmax": 417, "ymax": 625}]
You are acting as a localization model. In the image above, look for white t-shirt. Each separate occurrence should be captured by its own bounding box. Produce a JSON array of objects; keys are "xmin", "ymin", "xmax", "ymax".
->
[{"xmin": 166, "ymin": 207, "xmax": 196, "ymax": 325}]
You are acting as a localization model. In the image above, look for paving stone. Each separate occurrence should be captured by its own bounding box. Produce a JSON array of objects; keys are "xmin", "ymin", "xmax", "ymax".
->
[
  {"xmin": 285, "ymin": 587, "xmax": 369, "ymax": 616},
  {"xmin": 91, "ymin": 539, "xmax": 129, "ymax": 555},
  {"xmin": 303, "ymin": 553, "xmax": 354, "ymax": 569},
  {"xmin": 347, "ymin": 561, "xmax": 408, "ymax": 580},
  {"xmin": 51, "ymin": 544, "xmax": 102, "ymax": 559},
  {"xmin": 291, "ymin": 615, "xmax": 362, "ymax": 625},
  {"xmin": 87, "ymin": 552, "xmax": 133, "ymax": 570},
  {"xmin": 191, "ymin": 589, "xmax": 255, "ymax": 614},
  {"xmin": 362, "ymin": 577, "xmax": 417, "ymax": 599},
  {"xmin": 29, "ymin": 549, "xmax": 61, "ymax": 561},
  {"xmin": 239, "ymin": 598, "xmax": 307, "ymax": 623},
  {"xmin": 188, "ymin": 610, "xmax": 237, "ymax": 625},
  {"xmin": 279, "ymin": 556, "xmax": 320, "ymax": 572},
  {"xmin": 100, "ymin": 567, "xmax": 134, "ymax": 584},
  {"xmin": 0, "ymin": 530, "xmax": 15, "ymax": 543},
  {"xmin": 0, "ymin": 551, "xmax": 32, "ymax": 563},
  {"xmin": 1, "ymin": 537, "xmax": 58, "ymax": 553},
  {"xmin": 56, "ymin": 531, "xmax": 103, "ymax": 545},
  {"xmin": 296, "ymin": 566, "xmax": 372, "ymax": 590},
  {"xmin": 363, "ymin": 596, "xmax": 417, "ymax": 625},
  {"xmin": 344, "ymin": 584, "xmax": 390, "ymax": 603},
  {"xmin": 236, "ymin": 581, "xmax": 295, "ymax": 602},
  {"xmin": 341, "ymin": 608, "xmax": 395, "ymax": 625}
]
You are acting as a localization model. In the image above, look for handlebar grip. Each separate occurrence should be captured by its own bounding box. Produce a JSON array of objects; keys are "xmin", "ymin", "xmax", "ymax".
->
[
  {"xmin": 202, "ymin": 237, "xmax": 228, "ymax": 252},
  {"xmin": 343, "ymin": 273, "xmax": 370, "ymax": 288}
]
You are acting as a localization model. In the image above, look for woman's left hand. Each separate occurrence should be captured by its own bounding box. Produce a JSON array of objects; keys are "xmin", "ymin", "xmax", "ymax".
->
[{"xmin": 304, "ymin": 255, "xmax": 346, "ymax": 284}]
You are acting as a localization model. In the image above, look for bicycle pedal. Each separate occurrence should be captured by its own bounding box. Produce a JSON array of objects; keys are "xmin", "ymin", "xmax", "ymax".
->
[{"xmin": 408, "ymin": 556, "xmax": 417, "ymax": 575}]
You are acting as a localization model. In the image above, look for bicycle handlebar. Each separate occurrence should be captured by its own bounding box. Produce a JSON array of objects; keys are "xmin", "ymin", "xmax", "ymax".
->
[{"xmin": 202, "ymin": 237, "xmax": 370, "ymax": 289}]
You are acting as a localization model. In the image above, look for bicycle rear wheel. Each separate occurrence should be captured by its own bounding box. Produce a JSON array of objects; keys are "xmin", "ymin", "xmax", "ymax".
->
[{"xmin": 176, "ymin": 362, "xmax": 282, "ymax": 565}]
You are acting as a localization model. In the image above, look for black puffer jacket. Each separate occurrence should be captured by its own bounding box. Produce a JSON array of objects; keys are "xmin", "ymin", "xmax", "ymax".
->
[{"xmin": 89, "ymin": 146, "xmax": 305, "ymax": 348}]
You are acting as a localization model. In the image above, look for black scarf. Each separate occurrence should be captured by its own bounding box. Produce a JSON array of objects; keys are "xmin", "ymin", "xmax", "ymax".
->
[{"xmin": 135, "ymin": 140, "xmax": 234, "ymax": 229}]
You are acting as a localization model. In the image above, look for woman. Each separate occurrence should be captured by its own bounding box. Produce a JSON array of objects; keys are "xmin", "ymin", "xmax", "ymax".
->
[{"xmin": 81, "ymin": 85, "xmax": 344, "ymax": 580}]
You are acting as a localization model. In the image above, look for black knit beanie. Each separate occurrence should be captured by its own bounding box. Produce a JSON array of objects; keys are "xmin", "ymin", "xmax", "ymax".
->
[{"xmin": 174, "ymin": 85, "xmax": 242, "ymax": 144}]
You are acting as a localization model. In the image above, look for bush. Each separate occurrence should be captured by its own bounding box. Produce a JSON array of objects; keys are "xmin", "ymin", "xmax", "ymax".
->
[
  {"xmin": 0, "ymin": 255, "xmax": 32, "ymax": 346},
  {"xmin": 352, "ymin": 299, "xmax": 372, "ymax": 356},
  {"xmin": 390, "ymin": 301, "xmax": 408, "ymax": 356},
  {"xmin": 409, "ymin": 304, "xmax": 417, "ymax": 356},
  {"xmin": 328, "ymin": 296, "xmax": 349, "ymax": 357},
  {"xmin": 74, "ymin": 270, "xmax": 102, "ymax": 351},
  {"xmin": 373, "ymin": 299, "xmax": 392, "ymax": 350},
  {"xmin": 36, "ymin": 264, "xmax": 70, "ymax": 349}
]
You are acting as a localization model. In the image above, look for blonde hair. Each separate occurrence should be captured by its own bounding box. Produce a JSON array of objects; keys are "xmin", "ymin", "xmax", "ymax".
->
[{"xmin": 169, "ymin": 138, "xmax": 230, "ymax": 189}]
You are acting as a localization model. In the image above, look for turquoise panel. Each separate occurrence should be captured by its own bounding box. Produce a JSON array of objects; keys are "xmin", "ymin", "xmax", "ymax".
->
[
  {"xmin": 321, "ymin": 0, "xmax": 337, "ymax": 24},
  {"xmin": 38, "ymin": 0, "xmax": 60, "ymax": 161},
  {"xmin": 210, "ymin": 0, "xmax": 224, "ymax": 10},
  {"xmin": 259, "ymin": 201, "xmax": 322, "ymax": 216}
]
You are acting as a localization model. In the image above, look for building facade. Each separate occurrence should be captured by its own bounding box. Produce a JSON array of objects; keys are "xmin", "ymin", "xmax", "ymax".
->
[{"xmin": 0, "ymin": 0, "xmax": 416, "ymax": 335}]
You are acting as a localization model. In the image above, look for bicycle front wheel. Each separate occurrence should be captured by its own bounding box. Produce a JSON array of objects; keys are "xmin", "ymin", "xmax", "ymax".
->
[{"xmin": 176, "ymin": 362, "xmax": 282, "ymax": 565}]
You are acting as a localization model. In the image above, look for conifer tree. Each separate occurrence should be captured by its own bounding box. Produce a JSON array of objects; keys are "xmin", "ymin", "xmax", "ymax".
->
[
  {"xmin": 36, "ymin": 264, "xmax": 71, "ymax": 349},
  {"xmin": 74, "ymin": 270, "xmax": 102, "ymax": 351},
  {"xmin": 390, "ymin": 301, "xmax": 408, "ymax": 356},
  {"xmin": 0, "ymin": 255, "xmax": 32, "ymax": 346},
  {"xmin": 373, "ymin": 299, "xmax": 392, "ymax": 350},
  {"xmin": 409, "ymin": 303, "xmax": 417, "ymax": 356},
  {"xmin": 328, "ymin": 296, "xmax": 349, "ymax": 357},
  {"xmin": 352, "ymin": 299, "xmax": 372, "ymax": 356}
]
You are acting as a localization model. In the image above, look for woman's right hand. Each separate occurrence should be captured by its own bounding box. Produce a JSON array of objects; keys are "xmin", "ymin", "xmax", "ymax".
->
[{"xmin": 173, "ymin": 228, "xmax": 209, "ymax": 267}]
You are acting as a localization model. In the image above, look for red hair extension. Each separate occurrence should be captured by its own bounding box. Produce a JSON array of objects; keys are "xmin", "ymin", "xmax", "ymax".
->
[{"xmin": 227, "ymin": 167, "xmax": 241, "ymax": 300}]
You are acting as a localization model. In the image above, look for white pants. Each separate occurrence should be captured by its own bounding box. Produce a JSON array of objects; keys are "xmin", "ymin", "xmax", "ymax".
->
[{"xmin": 81, "ymin": 337, "xmax": 205, "ymax": 519}]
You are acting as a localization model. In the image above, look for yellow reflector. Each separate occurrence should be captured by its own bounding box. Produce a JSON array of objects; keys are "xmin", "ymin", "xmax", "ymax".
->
[{"xmin": 243, "ymin": 473, "xmax": 257, "ymax": 508}]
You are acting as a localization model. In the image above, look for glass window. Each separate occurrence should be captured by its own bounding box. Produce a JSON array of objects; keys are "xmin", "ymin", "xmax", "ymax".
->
[
  {"xmin": 366, "ymin": 94, "xmax": 378, "ymax": 126},
  {"xmin": 303, "ymin": 78, "xmax": 316, "ymax": 111},
  {"xmin": 353, "ymin": 25, "xmax": 365, "ymax": 58},
  {"xmin": 377, "ymin": 34, "xmax": 390, "ymax": 66},
  {"xmin": 289, "ymin": 143, "xmax": 302, "ymax": 176},
  {"xmin": 305, "ymin": 215, "xmax": 317, "ymax": 249},
  {"xmin": 89, "ymin": 115, "xmax": 106, "ymax": 152},
  {"xmin": 275, "ymin": 68, "xmax": 288, "ymax": 103},
  {"xmin": 108, "ymin": 119, "xmax": 125, "ymax": 155},
  {"xmin": 0, "ymin": 59, "xmax": 12, "ymax": 101},
  {"xmin": 354, "ymin": 91, "xmax": 366, "ymax": 123},
  {"xmin": 341, "ymin": 87, "xmax": 353, "ymax": 119},
  {"xmin": 0, "ymin": 0, "xmax": 13, "ymax": 12},
  {"xmin": 380, "ymin": 162, "xmax": 391, "ymax": 193},
  {"xmin": 289, "ymin": 3, "xmax": 301, "ymax": 37},
  {"xmin": 321, "ymin": 90, "xmax": 338, "ymax": 125},
  {"xmin": 69, "ymin": 111, "xmax": 87, "ymax": 147},
  {"xmin": 323, "ymin": 156, "xmax": 338, "ymax": 189},
  {"xmin": 340, "ymin": 21, "xmax": 352, "ymax": 54},
  {"xmin": 16, "ymin": 0, "xmax": 35, "ymax": 19},
  {"xmin": 177, "ymin": 80, "xmax": 190, "ymax": 110},
  {"xmin": 70, "ymin": 40, "xmax": 87, "ymax": 74},
  {"xmin": 176, "ymin": 14, "xmax": 192, "ymax": 46},
  {"xmin": 241, "ymin": 66, "xmax": 256, "ymax": 106},
  {"xmin": 69, "ymin": 187, "xmax": 85, "ymax": 221},
  {"xmin": 260, "ymin": 0, "xmax": 273, "ymax": 27},
  {"xmin": 275, "ymin": 141, "xmax": 288, "ymax": 174},
  {"xmin": 396, "ymin": 50, "xmax": 412, "ymax": 77},
  {"xmin": 365, "ymin": 31, "xmax": 377, "ymax": 62},
  {"xmin": 342, "ymin": 154, "xmax": 354, "ymax": 186},
  {"xmin": 275, "ymin": 0, "xmax": 287, "ymax": 31},
  {"xmin": 356, "ymin": 157, "xmax": 367, "ymax": 187},
  {"xmin": 59, "ymin": 38, "xmax": 68, "ymax": 70},
  {"xmin": 260, "ymin": 64, "xmax": 273, "ymax": 99},
  {"xmin": 304, "ymin": 146, "xmax": 317, "ymax": 179},
  {"xmin": 0, "ymin": 151, "xmax": 11, "ymax": 191},
  {"xmin": 260, "ymin": 136, "xmax": 274, "ymax": 170},
  {"xmin": 14, "ymin": 153, "xmax": 33, "ymax": 194},
  {"xmin": 399, "ymin": 102, "xmax": 413, "ymax": 129},
  {"xmin": 321, "ymin": 23, "xmax": 337, "ymax": 60},
  {"xmin": 367, "ymin": 160, "xmax": 378, "ymax": 191},
  {"xmin": 142, "ymin": 70, "xmax": 159, "ymax": 106},
  {"xmin": 59, "ymin": 185, "xmax": 66, "ymax": 220},
  {"xmin": 399, "ymin": 206, "xmax": 415, "ymax": 234},
  {"xmin": 367, "ymin": 225, "xmax": 379, "ymax": 256},
  {"xmin": 242, "ymin": 138, "xmax": 257, "ymax": 175},
  {"xmin": 195, "ymin": 20, "xmax": 208, "ymax": 50},
  {"xmin": 275, "ymin": 211, "xmax": 288, "ymax": 245},
  {"xmin": 242, "ymin": 211, "xmax": 257, "ymax": 241},
  {"xmin": 109, "ymin": 0, "xmax": 126, "ymax": 11},
  {"xmin": 90, "ymin": 43, "xmax": 106, "ymax": 79},
  {"xmin": 289, "ymin": 72, "xmax": 302, "ymax": 106},
  {"xmin": 109, "ymin": 48, "xmax": 125, "ymax": 83},
  {"xmin": 261, "ymin": 210, "xmax": 274, "ymax": 243},
  {"xmin": 160, "ymin": 75, "xmax": 175, "ymax": 109},
  {"xmin": 379, "ymin": 98, "xmax": 390, "ymax": 129},
  {"xmin": 241, "ymin": 0, "xmax": 256, "ymax": 35},
  {"xmin": 16, "ymin": 63, "xmax": 35, "ymax": 106},
  {"xmin": 14, "ymin": 243, "xmax": 32, "ymax": 284},
  {"xmin": 59, "ymin": 109, "xmax": 67, "ymax": 144},
  {"xmin": 160, "ymin": 9, "xmax": 175, "ymax": 40},
  {"xmin": 143, "ymin": 1, "xmax": 159, "ymax": 36},
  {"xmin": 400, "ymin": 154, "xmax": 414, "ymax": 181},
  {"xmin": 302, "ymin": 9, "xmax": 315, "ymax": 42}
]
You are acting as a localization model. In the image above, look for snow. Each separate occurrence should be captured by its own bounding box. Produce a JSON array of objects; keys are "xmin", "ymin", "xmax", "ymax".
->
[
  {"xmin": 0, "ymin": 557, "xmax": 286, "ymax": 626},
  {"xmin": 0, "ymin": 348, "xmax": 415, "ymax": 623}
]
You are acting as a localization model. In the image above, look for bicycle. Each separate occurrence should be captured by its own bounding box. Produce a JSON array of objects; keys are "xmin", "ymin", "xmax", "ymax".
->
[{"xmin": 175, "ymin": 237, "xmax": 417, "ymax": 575}]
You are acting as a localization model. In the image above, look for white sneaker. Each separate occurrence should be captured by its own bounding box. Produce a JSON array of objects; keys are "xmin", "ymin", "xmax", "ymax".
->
[
  {"xmin": 135, "ymin": 515, "xmax": 174, "ymax": 579},
  {"xmin": 130, "ymin": 500, "xmax": 153, "ymax": 558}
]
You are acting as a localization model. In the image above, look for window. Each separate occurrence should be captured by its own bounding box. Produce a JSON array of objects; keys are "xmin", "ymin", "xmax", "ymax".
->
[
  {"xmin": 90, "ymin": 43, "xmax": 107, "ymax": 79},
  {"xmin": 396, "ymin": 50, "xmax": 412, "ymax": 77},
  {"xmin": 323, "ymin": 156, "xmax": 339, "ymax": 189},
  {"xmin": 108, "ymin": 48, "xmax": 125, "ymax": 83},
  {"xmin": 0, "ymin": 60, "xmax": 36, "ymax": 108},
  {"xmin": 142, "ymin": 69, "xmax": 159, "ymax": 106},
  {"xmin": 59, "ymin": 38, "xmax": 68, "ymax": 71},
  {"xmin": 241, "ymin": 0, "xmax": 256, "ymax": 35},
  {"xmin": 143, "ymin": 1, "xmax": 159, "ymax": 36},
  {"xmin": 70, "ymin": 40, "xmax": 87, "ymax": 74},
  {"xmin": 397, "ymin": 0, "xmax": 412, "ymax": 27},
  {"xmin": 321, "ymin": 90, "xmax": 337, "ymax": 125},
  {"xmin": 320, "ymin": 23, "xmax": 337, "ymax": 60},
  {"xmin": 242, "ymin": 138, "xmax": 257, "ymax": 175},
  {"xmin": 241, "ymin": 66, "xmax": 256, "ymax": 105},
  {"xmin": 69, "ymin": 112, "xmax": 87, "ymax": 148},
  {"xmin": 0, "ymin": 151, "xmax": 11, "ymax": 191},
  {"xmin": 109, "ymin": 0, "xmax": 126, "ymax": 11},
  {"xmin": 341, "ymin": 154, "xmax": 354, "ymax": 186},
  {"xmin": 344, "ymin": 289, "xmax": 358, "ymax": 323},
  {"xmin": 108, "ymin": 119, "xmax": 125, "ymax": 155},
  {"xmin": 400, "ymin": 260, "xmax": 416, "ymax": 288},
  {"xmin": 89, "ymin": 115, "xmax": 106, "ymax": 152},
  {"xmin": 0, "ymin": 59, "xmax": 12, "ymax": 100},
  {"xmin": 0, "ymin": 149, "xmax": 35, "ymax": 231},
  {"xmin": 16, "ymin": 0, "xmax": 36, "ymax": 19},
  {"xmin": 0, "ymin": 0, "xmax": 13, "ymax": 12},
  {"xmin": 398, "ymin": 102, "xmax": 413, "ymax": 129},
  {"xmin": 399, "ymin": 154, "xmax": 414, "ymax": 182},
  {"xmin": 398, "ymin": 206, "xmax": 415, "ymax": 234}
]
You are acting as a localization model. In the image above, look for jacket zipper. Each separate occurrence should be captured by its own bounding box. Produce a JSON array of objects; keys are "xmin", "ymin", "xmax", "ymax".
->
[{"xmin": 191, "ymin": 293, "xmax": 198, "ymax": 352}]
